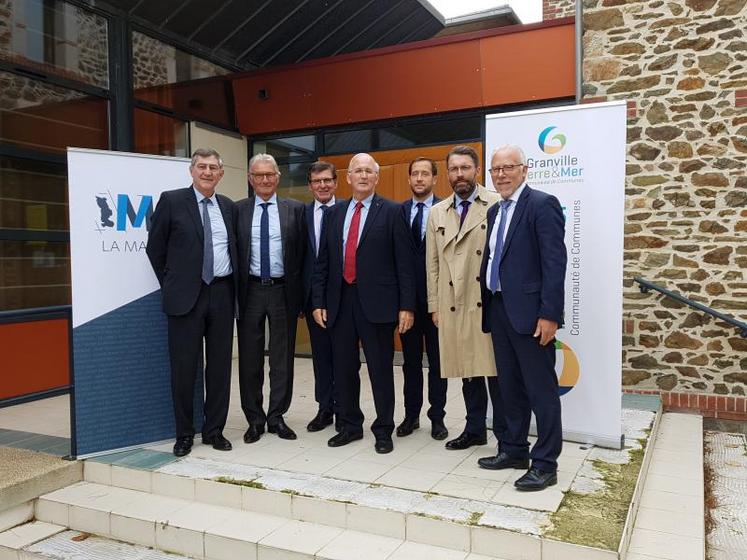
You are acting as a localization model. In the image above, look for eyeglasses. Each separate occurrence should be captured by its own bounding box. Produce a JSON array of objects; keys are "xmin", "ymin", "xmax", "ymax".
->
[
  {"xmin": 349, "ymin": 168, "xmax": 377, "ymax": 176},
  {"xmin": 194, "ymin": 164, "xmax": 221, "ymax": 171},
  {"xmin": 447, "ymin": 165, "xmax": 475, "ymax": 175},
  {"xmin": 310, "ymin": 177, "xmax": 335, "ymax": 186},
  {"xmin": 489, "ymin": 164, "xmax": 524, "ymax": 175},
  {"xmin": 250, "ymin": 172, "xmax": 278, "ymax": 181}
]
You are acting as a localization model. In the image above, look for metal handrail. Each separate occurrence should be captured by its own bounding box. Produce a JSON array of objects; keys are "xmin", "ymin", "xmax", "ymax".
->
[{"xmin": 634, "ymin": 277, "xmax": 747, "ymax": 338}]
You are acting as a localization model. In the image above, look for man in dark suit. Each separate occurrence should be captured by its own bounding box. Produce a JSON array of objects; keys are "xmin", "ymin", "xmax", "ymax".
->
[
  {"xmin": 302, "ymin": 161, "xmax": 338, "ymax": 432},
  {"xmin": 237, "ymin": 153, "xmax": 306, "ymax": 443},
  {"xmin": 478, "ymin": 144, "xmax": 567, "ymax": 491},
  {"xmin": 397, "ymin": 157, "xmax": 448, "ymax": 441},
  {"xmin": 146, "ymin": 148, "xmax": 237, "ymax": 457},
  {"xmin": 312, "ymin": 153, "xmax": 416, "ymax": 454}
]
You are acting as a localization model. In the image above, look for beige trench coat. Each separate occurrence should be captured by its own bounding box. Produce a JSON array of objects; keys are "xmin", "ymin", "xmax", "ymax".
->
[{"xmin": 426, "ymin": 185, "xmax": 500, "ymax": 379}]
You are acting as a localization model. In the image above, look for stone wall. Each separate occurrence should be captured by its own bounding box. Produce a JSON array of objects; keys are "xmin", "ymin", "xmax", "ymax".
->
[
  {"xmin": 581, "ymin": 0, "xmax": 747, "ymax": 402},
  {"xmin": 544, "ymin": 0, "xmax": 577, "ymax": 20}
]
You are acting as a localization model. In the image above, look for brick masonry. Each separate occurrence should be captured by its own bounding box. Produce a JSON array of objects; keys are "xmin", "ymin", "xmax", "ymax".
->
[
  {"xmin": 544, "ymin": 0, "xmax": 576, "ymax": 20},
  {"xmin": 550, "ymin": 0, "xmax": 747, "ymax": 418}
]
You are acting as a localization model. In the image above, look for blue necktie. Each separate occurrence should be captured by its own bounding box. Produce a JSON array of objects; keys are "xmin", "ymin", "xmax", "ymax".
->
[
  {"xmin": 411, "ymin": 202, "xmax": 424, "ymax": 248},
  {"xmin": 260, "ymin": 202, "xmax": 271, "ymax": 281},
  {"xmin": 317, "ymin": 205, "xmax": 329, "ymax": 256},
  {"xmin": 201, "ymin": 198, "xmax": 214, "ymax": 284},
  {"xmin": 489, "ymin": 199, "xmax": 514, "ymax": 293},
  {"xmin": 459, "ymin": 200, "xmax": 471, "ymax": 230}
]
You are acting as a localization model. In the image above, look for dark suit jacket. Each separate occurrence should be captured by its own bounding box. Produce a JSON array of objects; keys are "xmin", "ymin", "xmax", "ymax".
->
[
  {"xmin": 401, "ymin": 196, "xmax": 440, "ymax": 307},
  {"xmin": 312, "ymin": 194, "xmax": 416, "ymax": 327},
  {"xmin": 480, "ymin": 185, "xmax": 567, "ymax": 335},
  {"xmin": 302, "ymin": 200, "xmax": 336, "ymax": 310},
  {"xmin": 235, "ymin": 195, "xmax": 307, "ymax": 318},
  {"xmin": 146, "ymin": 186, "xmax": 238, "ymax": 316}
]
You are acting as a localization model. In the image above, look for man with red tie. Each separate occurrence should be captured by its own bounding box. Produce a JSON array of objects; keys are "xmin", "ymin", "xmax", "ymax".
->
[{"xmin": 312, "ymin": 153, "xmax": 416, "ymax": 454}]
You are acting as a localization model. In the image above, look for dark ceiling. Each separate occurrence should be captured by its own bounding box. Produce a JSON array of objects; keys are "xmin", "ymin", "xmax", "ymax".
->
[{"xmin": 95, "ymin": 0, "xmax": 445, "ymax": 71}]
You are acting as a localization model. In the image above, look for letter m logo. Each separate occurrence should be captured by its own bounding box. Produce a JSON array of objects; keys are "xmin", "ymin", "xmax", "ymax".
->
[{"xmin": 116, "ymin": 194, "xmax": 153, "ymax": 231}]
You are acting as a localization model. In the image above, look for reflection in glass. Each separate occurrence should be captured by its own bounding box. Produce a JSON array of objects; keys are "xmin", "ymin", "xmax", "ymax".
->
[
  {"xmin": 324, "ymin": 129, "xmax": 374, "ymax": 155},
  {"xmin": 134, "ymin": 109, "xmax": 189, "ymax": 158},
  {"xmin": 0, "ymin": 240, "xmax": 70, "ymax": 310},
  {"xmin": 263, "ymin": 135, "xmax": 316, "ymax": 160},
  {"xmin": 132, "ymin": 31, "xmax": 233, "ymax": 127},
  {"xmin": 0, "ymin": 0, "xmax": 109, "ymax": 88},
  {"xmin": 0, "ymin": 157, "xmax": 67, "ymax": 232},
  {"xmin": 0, "ymin": 71, "xmax": 109, "ymax": 154}
]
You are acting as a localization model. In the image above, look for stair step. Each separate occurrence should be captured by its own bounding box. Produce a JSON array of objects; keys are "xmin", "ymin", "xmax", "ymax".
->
[
  {"xmin": 0, "ymin": 520, "xmax": 66, "ymax": 555},
  {"xmin": 35, "ymin": 482, "xmax": 507, "ymax": 560}
]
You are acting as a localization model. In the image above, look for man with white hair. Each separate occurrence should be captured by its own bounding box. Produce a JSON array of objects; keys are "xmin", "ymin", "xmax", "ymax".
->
[
  {"xmin": 237, "ymin": 153, "xmax": 307, "ymax": 444},
  {"xmin": 478, "ymin": 144, "xmax": 567, "ymax": 492}
]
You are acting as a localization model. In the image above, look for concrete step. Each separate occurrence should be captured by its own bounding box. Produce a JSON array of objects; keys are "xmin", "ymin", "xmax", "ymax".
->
[
  {"xmin": 0, "ymin": 519, "xmax": 66, "ymax": 558},
  {"xmin": 81, "ymin": 459, "xmax": 548, "ymax": 558},
  {"xmin": 35, "ymin": 481, "xmax": 508, "ymax": 560}
]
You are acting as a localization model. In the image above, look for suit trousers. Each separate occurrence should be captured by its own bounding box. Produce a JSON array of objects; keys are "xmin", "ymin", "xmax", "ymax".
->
[
  {"xmin": 167, "ymin": 276, "xmax": 234, "ymax": 439},
  {"xmin": 462, "ymin": 376, "xmax": 505, "ymax": 441},
  {"xmin": 399, "ymin": 302, "xmax": 447, "ymax": 422},
  {"xmin": 238, "ymin": 283, "xmax": 296, "ymax": 428},
  {"xmin": 331, "ymin": 283, "xmax": 396, "ymax": 439},
  {"xmin": 489, "ymin": 292, "xmax": 562, "ymax": 471},
  {"xmin": 305, "ymin": 309, "xmax": 336, "ymax": 415}
]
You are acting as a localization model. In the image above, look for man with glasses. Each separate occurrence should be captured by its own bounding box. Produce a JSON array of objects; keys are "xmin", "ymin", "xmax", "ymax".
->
[
  {"xmin": 426, "ymin": 145, "xmax": 505, "ymax": 452},
  {"xmin": 478, "ymin": 145, "xmax": 567, "ymax": 492},
  {"xmin": 237, "ymin": 153, "xmax": 307, "ymax": 444},
  {"xmin": 147, "ymin": 148, "xmax": 238, "ymax": 457},
  {"xmin": 397, "ymin": 157, "xmax": 449, "ymax": 441},
  {"xmin": 312, "ymin": 153, "xmax": 415, "ymax": 454},
  {"xmin": 303, "ymin": 161, "xmax": 339, "ymax": 433}
]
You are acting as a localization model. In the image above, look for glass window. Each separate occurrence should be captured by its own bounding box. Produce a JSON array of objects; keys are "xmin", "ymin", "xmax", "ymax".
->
[
  {"xmin": 0, "ymin": 157, "xmax": 68, "ymax": 232},
  {"xmin": 133, "ymin": 109, "xmax": 189, "ymax": 158},
  {"xmin": 0, "ymin": 240, "xmax": 70, "ymax": 311},
  {"xmin": 276, "ymin": 163, "xmax": 313, "ymax": 203},
  {"xmin": 324, "ymin": 129, "xmax": 374, "ymax": 155},
  {"xmin": 0, "ymin": 0, "xmax": 109, "ymax": 88},
  {"xmin": 379, "ymin": 117, "xmax": 482, "ymax": 149},
  {"xmin": 0, "ymin": 70, "xmax": 109, "ymax": 155},
  {"xmin": 262, "ymin": 135, "xmax": 316, "ymax": 161},
  {"xmin": 132, "ymin": 31, "xmax": 233, "ymax": 127}
]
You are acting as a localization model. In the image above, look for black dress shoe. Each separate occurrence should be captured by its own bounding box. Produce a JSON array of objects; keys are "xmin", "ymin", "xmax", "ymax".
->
[
  {"xmin": 173, "ymin": 436, "xmax": 193, "ymax": 457},
  {"xmin": 375, "ymin": 438, "xmax": 394, "ymax": 454},
  {"xmin": 307, "ymin": 410, "xmax": 334, "ymax": 432},
  {"xmin": 514, "ymin": 467, "xmax": 557, "ymax": 491},
  {"xmin": 445, "ymin": 431, "xmax": 487, "ymax": 450},
  {"xmin": 243, "ymin": 424, "xmax": 264, "ymax": 444},
  {"xmin": 268, "ymin": 419, "xmax": 297, "ymax": 440},
  {"xmin": 328, "ymin": 431, "xmax": 363, "ymax": 447},
  {"xmin": 202, "ymin": 433, "xmax": 232, "ymax": 451},
  {"xmin": 396, "ymin": 417, "xmax": 419, "ymax": 437},
  {"xmin": 431, "ymin": 421, "xmax": 449, "ymax": 441},
  {"xmin": 477, "ymin": 452, "xmax": 529, "ymax": 470}
]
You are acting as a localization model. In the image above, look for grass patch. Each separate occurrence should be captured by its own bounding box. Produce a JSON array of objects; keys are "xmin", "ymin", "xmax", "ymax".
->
[
  {"xmin": 467, "ymin": 511, "xmax": 484, "ymax": 525},
  {"xmin": 544, "ymin": 440, "xmax": 647, "ymax": 550},
  {"xmin": 213, "ymin": 476, "xmax": 265, "ymax": 490}
]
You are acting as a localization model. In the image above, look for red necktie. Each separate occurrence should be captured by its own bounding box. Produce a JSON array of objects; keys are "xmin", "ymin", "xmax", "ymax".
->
[{"xmin": 344, "ymin": 201, "xmax": 363, "ymax": 284}]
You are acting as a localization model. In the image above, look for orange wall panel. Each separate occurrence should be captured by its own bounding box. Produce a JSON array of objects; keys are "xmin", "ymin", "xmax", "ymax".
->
[
  {"xmin": 232, "ymin": 22, "xmax": 574, "ymax": 136},
  {"xmin": 480, "ymin": 25, "xmax": 576, "ymax": 105},
  {"xmin": 0, "ymin": 319, "xmax": 70, "ymax": 400}
]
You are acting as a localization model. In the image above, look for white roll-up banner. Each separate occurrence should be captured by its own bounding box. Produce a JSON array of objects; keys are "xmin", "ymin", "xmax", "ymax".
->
[
  {"xmin": 67, "ymin": 149, "xmax": 202, "ymax": 457},
  {"xmin": 485, "ymin": 101, "xmax": 626, "ymax": 448}
]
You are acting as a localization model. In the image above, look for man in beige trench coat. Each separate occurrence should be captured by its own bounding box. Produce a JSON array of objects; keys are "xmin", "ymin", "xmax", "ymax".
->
[{"xmin": 426, "ymin": 145, "xmax": 507, "ymax": 450}]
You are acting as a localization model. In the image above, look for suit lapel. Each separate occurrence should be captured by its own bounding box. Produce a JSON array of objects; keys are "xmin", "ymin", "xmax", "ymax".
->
[
  {"xmin": 306, "ymin": 203, "xmax": 316, "ymax": 254},
  {"xmin": 241, "ymin": 198, "xmax": 256, "ymax": 270},
  {"xmin": 501, "ymin": 186, "xmax": 531, "ymax": 260},
  {"xmin": 358, "ymin": 195, "xmax": 382, "ymax": 247},
  {"xmin": 184, "ymin": 187, "xmax": 203, "ymax": 243},
  {"xmin": 442, "ymin": 195, "xmax": 461, "ymax": 247},
  {"xmin": 278, "ymin": 198, "xmax": 290, "ymax": 260}
]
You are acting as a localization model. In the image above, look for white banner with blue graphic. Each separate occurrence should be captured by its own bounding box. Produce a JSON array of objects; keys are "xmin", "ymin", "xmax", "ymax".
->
[
  {"xmin": 68, "ymin": 148, "xmax": 197, "ymax": 457},
  {"xmin": 485, "ymin": 101, "xmax": 626, "ymax": 448}
]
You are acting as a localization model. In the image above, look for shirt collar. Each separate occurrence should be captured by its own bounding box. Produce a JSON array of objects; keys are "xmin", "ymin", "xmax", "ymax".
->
[
  {"xmin": 193, "ymin": 186, "xmax": 216, "ymax": 204},
  {"xmin": 412, "ymin": 194, "xmax": 434, "ymax": 208},
  {"xmin": 454, "ymin": 185, "xmax": 478, "ymax": 207},
  {"xmin": 314, "ymin": 196, "xmax": 335, "ymax": 210},
  {"xmin": 504, "ymin": 183, "xmax": 526, "ymax": 204},
  {"xmin": 352, "ymin": 192, "xmax": 374, "ymax": 208},
  {"xmin": 255, "ymin": 192, "xmax": 278, "ymax": 206}
]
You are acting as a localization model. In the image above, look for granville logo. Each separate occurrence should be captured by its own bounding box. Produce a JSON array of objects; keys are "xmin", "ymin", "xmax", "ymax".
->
[{"xmin": 95, "ymin": 193, "xmax": 153, "ymax": 253}]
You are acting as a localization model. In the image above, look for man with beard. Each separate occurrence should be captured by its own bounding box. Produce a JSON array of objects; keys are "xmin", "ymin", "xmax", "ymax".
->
[{"xmin": 426, "ymin": 145, "xmax": 505, "ymax": 451}]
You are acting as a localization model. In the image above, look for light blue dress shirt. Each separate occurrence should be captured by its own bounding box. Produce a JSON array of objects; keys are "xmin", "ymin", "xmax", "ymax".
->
[
  {"xmin": 409, "ymin": 194, "xmax": 434, "ymax": 242},
  {"xmin": 486, "ymin": 183, "xmax": 526, "ymax": 291},
  {"xmin": 342, "ymin": 193, "xmax": 374, "ymax": 254},
  {"xmin": 249, "ymin": 194, "xmax": 284, "ymax": 277},
  {"xmin": 454, "ymin": 187, "xmax": 478, "ymax": 217},
  {"xmin": 193, "ymin": 187, "xmax": 232, "ymax": 278}
]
